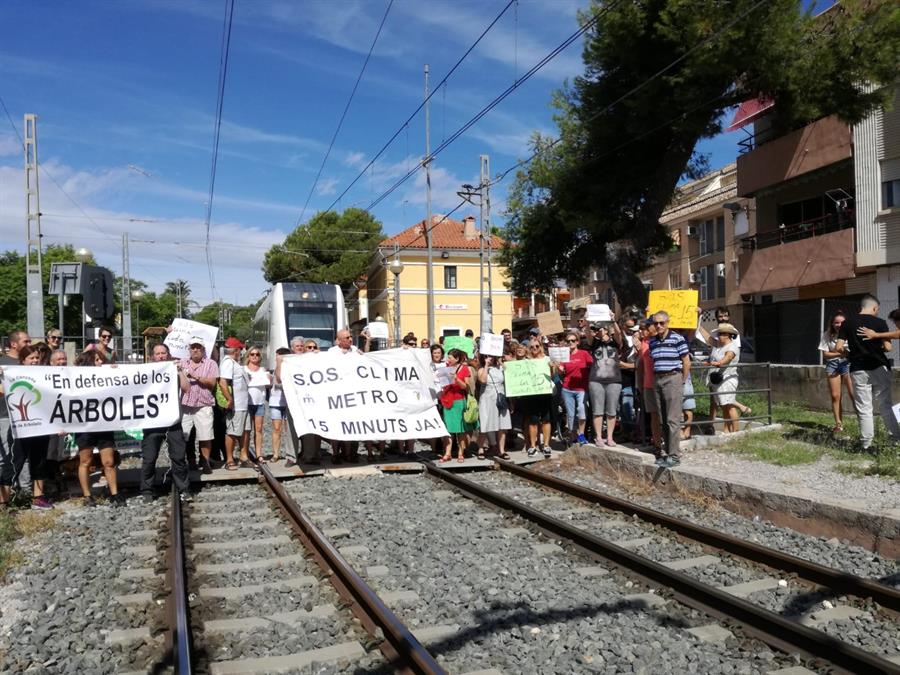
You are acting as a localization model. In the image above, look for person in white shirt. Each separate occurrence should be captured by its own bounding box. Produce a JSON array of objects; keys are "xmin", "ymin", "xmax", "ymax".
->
[
  {"xmin": 244, "ymin": 345, "xmax": 272, "ymax": 462},
  {"xmin": 696, "ymin": 306, "xmax": 751, "ymax": 420},
  {"xmin": 218, "ymin": 337, "xmax": 251, "ymax": 469}
]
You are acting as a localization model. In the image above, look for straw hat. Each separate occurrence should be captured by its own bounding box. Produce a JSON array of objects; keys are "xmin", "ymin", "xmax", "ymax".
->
[{"xmin": 712, "ymin": 322, "xmax": 739, "ymax": 338}]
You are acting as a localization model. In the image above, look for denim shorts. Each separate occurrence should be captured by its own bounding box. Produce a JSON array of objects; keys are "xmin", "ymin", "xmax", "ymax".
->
[
  {"xmin": 825, "ymin": 360, "xmax": 849, "ymax": 376},
  {"xmin": 248, "ymin": 403, "xmax": 265, "ymax": 417},
  {"xmin": 269, "ymin": 406, "xmax": 287, "ymax": 420}
]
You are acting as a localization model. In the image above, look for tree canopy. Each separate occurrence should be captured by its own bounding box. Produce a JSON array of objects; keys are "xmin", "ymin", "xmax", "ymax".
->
[
  {"xmin": 262, "ymin": 208, "xmax": 384, "ymax": 290},
  {"xmin": 500, "ymin": 0, "xmax": 900, "ymax": 306}
]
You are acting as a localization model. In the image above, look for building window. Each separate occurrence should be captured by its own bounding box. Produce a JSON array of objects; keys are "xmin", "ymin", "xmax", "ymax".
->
[
  {"xmin": 699, "ymin": 266, "xmax": 711, "ymax": 301},
  {"xmin": 716, "ymin": 263, "xmax": 726, "ymax": 298},
  {"xmin": 699, "ymin": 218, "xmax": 718, "ymax": 255},
  {"xmin": 699, "ymin": 222, "xmax": 708, "ymax": 255},
  {"xmin": 443, "ymin": 266, "xmax": 457, "ymax": 289},
  {"xmin": 716, "ymin": 216, "xmax": 725, "ymax": 252},
  {"xmin": 883, "ymin": 179, "xmax": 900, "ymax": 209},
  {"xmin": 668, "ymin": 270, "xmax": 681, "ymax": 289}
]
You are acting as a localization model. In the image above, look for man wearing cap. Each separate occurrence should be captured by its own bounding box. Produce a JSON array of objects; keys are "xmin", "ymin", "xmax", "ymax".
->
[
  {"xmin": 219, "ymin": 337, "xmax": 252, "ymax": 468},
  {"xmin": 647, "ymin": 311, "xmax": 690, "ymax": 467},
  {"xmin": 142, "ymin": 343, "xmax": 192, "ymax": 502},
  {"xmin": 179, "ymin": 336, "xmax": 219, "ymax": 474}
]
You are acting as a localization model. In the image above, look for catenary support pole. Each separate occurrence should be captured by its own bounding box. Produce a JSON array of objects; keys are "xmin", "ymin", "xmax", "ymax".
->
[{"xmin": 424, "ymin": 64, "xmax": 435, "ymax": 344}]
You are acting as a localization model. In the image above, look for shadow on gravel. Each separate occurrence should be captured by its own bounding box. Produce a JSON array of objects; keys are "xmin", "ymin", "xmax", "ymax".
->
[{"xmin": 422, "ymin": 597, "xmax": 689, "ymax": 657}]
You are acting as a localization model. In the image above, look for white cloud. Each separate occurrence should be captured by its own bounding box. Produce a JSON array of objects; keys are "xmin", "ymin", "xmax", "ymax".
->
[
  {"xmin": 315, "ymin": 177, "xmax": 339, "ymax": 196},
  {"xmin": 344, "ymin": 151, "xmax": 366, "ymax": 167},
  {"xmin": 0, "ymin": 134, "xmax": 20, "ymax": 158}
]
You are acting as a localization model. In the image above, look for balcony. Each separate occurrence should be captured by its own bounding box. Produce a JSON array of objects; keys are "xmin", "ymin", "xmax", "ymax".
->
[
  {"xmin": 742, "ymin": 210, "xmax": 855, "ymax": 251},
  {"xmin": 736, "ymin": 116, "xmax": 852, "ymax": 197}
]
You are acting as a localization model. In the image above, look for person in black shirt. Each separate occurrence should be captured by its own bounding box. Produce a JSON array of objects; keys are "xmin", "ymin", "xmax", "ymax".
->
[{"xmin": 835, "ymin": 294, "xmax": 899, "ymax": 449}]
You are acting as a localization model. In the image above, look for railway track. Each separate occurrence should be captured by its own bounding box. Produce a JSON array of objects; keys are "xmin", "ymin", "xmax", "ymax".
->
[
  {"xmin": 152, "ymin": 460, "xmax": 444, "ymax": 674},
  {"xmin": 424, "ymin": 459, "xmax": 900, "ymax": 674}
]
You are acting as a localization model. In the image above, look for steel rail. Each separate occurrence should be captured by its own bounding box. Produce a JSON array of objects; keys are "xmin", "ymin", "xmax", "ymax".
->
[
  {"xmin": 494, "ymin": 458, "xmax": 900, "ymax": 613},
  {"xmin": 251, "ymin": 452, "xmax": 446, "ymax": 675},
  {"xmin": 425, "ymin": 462, "xmax": 900, "ymax": 675},
  {"xmin": 165, "ymin": 483, "xmax": 194, "ymax": 674}
]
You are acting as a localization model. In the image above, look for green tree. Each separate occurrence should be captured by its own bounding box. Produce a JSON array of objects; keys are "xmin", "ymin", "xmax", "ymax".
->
[
  {"xmin": 0, "ymin": 244, "xmax": 97, "ymax": 338},
  {"xmin": 165, "ymin": 279, "xmax": 192, "ymax": 318},
  {"xmin": 192, "ymin": 300, "xmax": 261, "ymax": 342},
  {"xmin": 262, "ymin": 208, "xmax": 384, "ymax": 290},
  {"xmin": 500, "ymin": 0, "xmax": 900, "ymax": 305}
]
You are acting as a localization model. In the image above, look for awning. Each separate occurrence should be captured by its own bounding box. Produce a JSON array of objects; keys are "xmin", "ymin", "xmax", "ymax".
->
[
  {"xmin": 568, "ymin": 296, "xmax": 591, "ymax": 310},
  {"xmin": 726, "ymin": 97, "xmax": 775, "ymax": 132},
  {"xmin": 737, "ymin": 228, "xmax": 855, "ymax": 295}
]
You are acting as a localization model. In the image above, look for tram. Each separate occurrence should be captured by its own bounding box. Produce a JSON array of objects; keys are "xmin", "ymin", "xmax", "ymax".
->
[{"xmin": 252, "ymin": 282, "xmax": 347, "ymax": 368}]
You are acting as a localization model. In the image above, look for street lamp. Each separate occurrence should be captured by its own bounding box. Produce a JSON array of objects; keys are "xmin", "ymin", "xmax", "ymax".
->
[
  {"xmin": 132, "ymin": 289, "xmax": 144, "ymax": 358},
  {"xmin": 388, "ymin": 257, "xmax": 404, "ymax": 347}
]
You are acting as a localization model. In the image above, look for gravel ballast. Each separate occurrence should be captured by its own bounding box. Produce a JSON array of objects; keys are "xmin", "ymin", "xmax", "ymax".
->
[{"xmin": 284, "ymin": 472, "xmax": 813, "ymax": 674}]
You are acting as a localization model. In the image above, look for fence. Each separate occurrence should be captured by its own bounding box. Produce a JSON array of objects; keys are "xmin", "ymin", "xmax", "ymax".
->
[{"xmin": 684, "ymin": 361, "xmax": 773, "ymax": 428}]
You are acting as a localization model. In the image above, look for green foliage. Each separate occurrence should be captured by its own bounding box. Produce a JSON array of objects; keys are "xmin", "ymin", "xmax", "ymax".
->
[
  {"xmin": 0, "ymin": 244, "xmax": 97, "ymax": 338},
  {"xmin": 501, "ymin": 0, "xmax": 900, "ymax": 305},
  {"xmin": 262, "ymin": 208, "xmax": 384, "ymax": 290},
  {"xmin": 192, "ymin": 300, "xmax": 261, "ymax": 342}
]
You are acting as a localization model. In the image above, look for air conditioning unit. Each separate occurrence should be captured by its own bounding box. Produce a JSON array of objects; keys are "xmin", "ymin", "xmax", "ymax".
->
[
  {"xmin": 686, "ymin": 225, "xmax": 699, "ymax": 238},
  {"xmin": 688, "ymin": 272, "xmax": 700, "ymax": 284},
  {"xmin": 716, "ymin": 263, "xmax": 726, "ymax": 278}
]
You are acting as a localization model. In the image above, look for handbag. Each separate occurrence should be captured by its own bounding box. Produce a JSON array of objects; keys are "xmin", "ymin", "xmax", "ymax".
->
[
  {"xmin": 463, "ymin": 393, "xmax": 480, "ymax": 424},
  {"xmin": 489, "ymin": 369, "xmax": 508, "ymax": 413},
  {"xmin": 708, "ymin": 369, "xmax": 724, "ymax": 385}
]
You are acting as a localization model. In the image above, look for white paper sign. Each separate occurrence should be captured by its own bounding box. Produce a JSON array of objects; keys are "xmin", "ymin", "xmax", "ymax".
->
[
  {"xmin": 2, "ymin": 363, "xmax": 180, "ymax": 439},
  {"xmin": 164, "ymin": 318, "xmax": 218, "ymax": 359},
  {"xmin": 366, "ymin": 321, "xmax": 389, "ymax": 340},
  {"xmin": 586, "ymin": 304, "xmax": 612, "ymax": 321},
  {"xmin": 247, "ymin": 368, "xmax": 271, "ymax": 388},
  {"xmin": 893, "ymin": 402, "xmax": 900, "ymax": 426},
  {"xmin": 280, "ymin": 350, "xmax": 449, "ymax": 440},
  {"xmin": 548, "ymin": 347, "xmax": 570, "ymax": 363},
  {"xmin": 480, "ymin": 333, "xmax": 504, "ymax": 356},
  {"xmin": 434, "ymin": 366, "xmax": 456, "ymax": 389}
]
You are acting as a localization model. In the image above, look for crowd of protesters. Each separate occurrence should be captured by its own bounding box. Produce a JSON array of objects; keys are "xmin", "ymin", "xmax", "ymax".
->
[{"xmin": 3, "ymin": 293, "xmax": 898, "ymax": 510}]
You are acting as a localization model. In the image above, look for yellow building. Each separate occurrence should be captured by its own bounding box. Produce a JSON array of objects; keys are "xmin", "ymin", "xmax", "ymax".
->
[{"xmin": 348, "ymin": 215, "xmax": 512, "ymax": 342}]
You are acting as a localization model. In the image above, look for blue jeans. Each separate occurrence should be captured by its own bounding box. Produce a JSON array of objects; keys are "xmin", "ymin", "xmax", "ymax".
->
[
  {"xmin": 562, "ymin": 388, "xmax": 586, "ymax": 432},
  {"xmin": 620, "ymin": 386, "xmax": 636, "ymax": 426}
]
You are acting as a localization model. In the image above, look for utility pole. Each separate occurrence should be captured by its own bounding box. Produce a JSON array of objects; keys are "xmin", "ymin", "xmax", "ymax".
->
[
  {"xmin": 121, "ymin": 233, "xmax": 132, "ymax": 358},
  {"xmin": 478, "ymin": 168, "xmax": 485, "ymax": 337},
  {"xmin": 480, "ymin": 154, "xmax": 493, "ymax": 333},
  {"xmin": 24, "ymin": 114, "xmax": 45, "ymax": 339},
  {"xmin": 176, "ymin": 283, "xmax": 183, "ymax": 318},
  {"xmin": 424, "ymin": 64, "xmax": 435, "ymax": 343}
]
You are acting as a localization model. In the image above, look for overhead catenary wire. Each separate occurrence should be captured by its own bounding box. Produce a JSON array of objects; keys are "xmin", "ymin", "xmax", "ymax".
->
[
  {"xmin": 296, "ymin": 0, "xmax": 394, "ymax": 227},
  {"xmin": 203, "ymin": 0, "xmax": 236, "ymax": 302}
]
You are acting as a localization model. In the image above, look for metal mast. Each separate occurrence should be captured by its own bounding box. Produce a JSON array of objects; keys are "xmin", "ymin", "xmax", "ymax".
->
[
  {"xmin": 24, "ymin": 114, "xmax": 45, "ymax": 339},
  {"xmin": 424, "ymin": 64, "xmax": 435, "ymax": 343},
  {"xmin": 121, "ymin": 233, "xmax": 132, "ymax": 358},
  {"xmin": 481, "ymin": 154, "xmax": 493, "ymax": 332}
]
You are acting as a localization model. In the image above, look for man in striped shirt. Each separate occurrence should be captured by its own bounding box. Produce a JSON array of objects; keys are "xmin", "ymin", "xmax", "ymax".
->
[
  {"xmin": 179, "ymin": 339, "xmax": 220, "ymax": 474},
  {"xmin": 647, "ymin": 311, "xmax": 690, "ymax": 468}
]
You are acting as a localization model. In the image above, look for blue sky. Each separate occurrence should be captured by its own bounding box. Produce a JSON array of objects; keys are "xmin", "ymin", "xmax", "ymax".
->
[{"xmin": 0, "ymin": 0, "xmax": 749, "ymax": 309}]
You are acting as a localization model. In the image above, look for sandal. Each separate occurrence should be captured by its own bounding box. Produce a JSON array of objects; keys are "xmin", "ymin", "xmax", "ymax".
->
[
  {"xmin": 832, "ymin": 424, "xmax": 843, "ymax": 435},
  {"xmin": 457, "ymin": 454, "xmax": 465, "ymax": 463},
  {"xmin": 225, "ymin": 463, "xmax": 239, "ymax": 471},
  {"xmin": 239, "ymin": 460, "xmax": 254, "ymax": 468},
  {"xmin": 499, "ymin": 452, "xmax": 511, "ymax": 460},
  {"xmin": 477, "ymin": 448, "xmax": 487, "ymax": 460},
  {"xmin": 439, "ymin": 454, "xmax": 452, "ymax": 463}
]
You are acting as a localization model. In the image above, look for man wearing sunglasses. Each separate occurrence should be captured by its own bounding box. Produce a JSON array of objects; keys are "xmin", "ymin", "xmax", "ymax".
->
[
  {"xmin": 46, "ymin": 330, "xmax": 62, "ymax": 348},
  {"xmin": 646, "ymin": 312, "xmax": 690, "ymax": 468}
]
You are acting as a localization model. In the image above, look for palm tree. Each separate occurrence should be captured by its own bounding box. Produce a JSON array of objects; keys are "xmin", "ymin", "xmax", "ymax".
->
[{"xmin": 165, "ymin": 279, "xmax": 192, "ymax": 318}]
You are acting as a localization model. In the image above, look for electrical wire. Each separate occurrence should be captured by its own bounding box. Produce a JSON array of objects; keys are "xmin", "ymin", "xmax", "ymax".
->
[
  {"xmin": 296, "ymin": 0, "xmax": 394, "ymax": 227},
  {"xmin": 203, "ymin": 0, "xmax": 236, "ymax": 303}
]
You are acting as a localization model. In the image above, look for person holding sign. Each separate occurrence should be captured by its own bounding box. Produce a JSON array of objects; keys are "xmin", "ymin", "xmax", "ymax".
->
[
  {"xmin": 73, "ymin": 350, "xmax": 123, "ymax": 506},
  {"xmin": 219, "ymin": 338, "xmax": 252, "ymax": 469},
  {"xmin": 244, "ymin": 346, "xmax": 273, "ymax": 461},
  {"xmin": 438, "ymin": 349, "xmax": 475, "ymax": 462},
  {"xmin": 588, "ymin": 324, "xmax": 624, "ymax": 447},
  {"xmin": 476, "ymin": 354, "xmax": 511, "ymax": 459},
  {"xmin": 558, "ymin": 331, "xmax": 593, "ymax": 446},
  {"xmin": 647, "ymin": 312, "xmax": 690, "ymax": 468},
  {"xmin": 521, "ymin": 340, "xmax": 558, "ymax": 458},
  {"xmin": 179, "ymin": 338, "xmax": 219, "ymax": 474}
]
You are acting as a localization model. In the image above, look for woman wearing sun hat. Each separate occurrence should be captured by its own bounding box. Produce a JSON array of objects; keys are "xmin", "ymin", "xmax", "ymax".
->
[{"xmin": 707, "ymin": 323, "xmax": 741, "ymax": 433}]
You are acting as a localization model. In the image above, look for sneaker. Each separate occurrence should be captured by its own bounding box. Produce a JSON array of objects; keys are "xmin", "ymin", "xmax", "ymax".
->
[
  {"xmin": 577, "ymin": 434, "xmax": 587, "ymax": 446},
  {"xmin": 82, "ymin": 495, "xmax": 97, "ymax": 507},
  {"xmin": 179, "ymin": 492, "xmax": 194, "ymax": 504},
  {"xmin": 200, "ymin": 460, "xmax": 213, "ymax": 475},
  {"xmin": 526, "ymin": 447, "xmax": 538, "ymax": 457},
  {"xmin": 541, "ymin": 446, "xmax": 551, "ymax": 458},
  {"xmin": 31, "ymin": 496, "xmax": 54, "ymax": 510},
  {"xmin": 654, "ymin": 455, "xmax": 668, "ymax": 467},
  {"xmin": 665, "ymin": 455, "xmax": 681, "ymax": 468},
  {"xmin": 142, "ymin": 493, "xmax": 155, "ymax": 504},
  {"xmin": 110, "ymin": 494, "xmax": 126, "ymax": 508}
]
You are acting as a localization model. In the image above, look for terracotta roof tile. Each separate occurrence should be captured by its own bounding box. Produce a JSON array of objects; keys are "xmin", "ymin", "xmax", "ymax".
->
[{"xmin": 380, "ymin": 215, "xmax": 504, "ymax": 251}]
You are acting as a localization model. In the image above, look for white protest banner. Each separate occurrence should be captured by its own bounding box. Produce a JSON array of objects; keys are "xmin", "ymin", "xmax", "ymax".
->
[
  {"xmin": 280, "ymin": 350, "xmax": 448, "ymax": 441},
  {"xmin": 548, "ymin": 347, "xmax": 570, "ymax": 363},
  {"xmin": 164, "ymin": 318, "xmax": 218, "ymax": 359},
  {"xmin": 586, "ymin": 304, "xmax": 612, "ymax": 322},
  {"xmin": 480, "ymin": 333, "xmax": 504, "ymax": 356},
  {"xmin": 2, "ymin": 363, "xmax": 180, "ymax": 439},
  {"xmin": 366, "ymin": 321, "xmax": 389, "ymax": 340}
]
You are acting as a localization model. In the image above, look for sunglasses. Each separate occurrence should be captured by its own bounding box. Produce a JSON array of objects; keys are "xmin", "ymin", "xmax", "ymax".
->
[
  {"xmin": 100, "ymin": 334, "xmax": 112, "ymax": 339},
  {"xmin": 48, "ymin": 335, "xmax": 61, "ymax": 340},
  {"xmin": 249, "ymin": 352, "xmax": 261, "ymax": 356},
  {"xmin": 566, "ymin": 339, "xmax": 578, "ymax": 343},
  {"xmin": 653, "ymin": 321, "xmax": 667, "ymax": 326},
  {"xmin": 305, "ymin": 345, "xmax": 318, "ymax": 351}
]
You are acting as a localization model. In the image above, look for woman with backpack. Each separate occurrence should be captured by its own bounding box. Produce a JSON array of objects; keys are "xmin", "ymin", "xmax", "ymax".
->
[{"xmin": 438, "ymin": 348, "xmax": 475, "ymax": 462}]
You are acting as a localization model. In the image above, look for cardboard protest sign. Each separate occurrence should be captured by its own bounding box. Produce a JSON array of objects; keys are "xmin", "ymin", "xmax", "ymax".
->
[
  {"xmin": 536, "ymin": 310, "xmax": 564, "ymax": 335},
  {"xmin": 164, "ymin": 318, "xmax": 218, "ymax": 359},
  {"xmin": 548, "ymin": 346, "xmax": 570, "ymax": 363},
  {"xmin": 443, "ymin": 335, "xmax": 475, "ymax": 358},
  {"xmin": 480, "ymin": 333, "xmax": 504, "ymax": 356},
  {"xmin": 647, "ymin": 290, "xmax": 699, "ymax": 329},
  {"xmin": 366, "ymin": 321, "xmax": 389, "ymax": 340},
  {"xmin": 586, "ymin": 304, "xmax": 612, "ymax": 322},
  {"xmin": 503, "ymin": 359, "xmax": 553, "ymax": 397},
  {"xmin": 280, "ymin": 350, "xmax": 449, "ymax": 441},
  {"xmin": 2, "ymin": 363, "xmax": 180, "ymax": 438}
]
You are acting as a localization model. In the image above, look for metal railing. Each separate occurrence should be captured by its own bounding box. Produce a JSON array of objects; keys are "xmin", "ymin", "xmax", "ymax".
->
[
  {"xmin": 740, "ymin": 211, "xmax": 854, "ymax": 251},
  {"xmin": 683, "ymin": 361, "xmax": 773, "ymax": 427}
]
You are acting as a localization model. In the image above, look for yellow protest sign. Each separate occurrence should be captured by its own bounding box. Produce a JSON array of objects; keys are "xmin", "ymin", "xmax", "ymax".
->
[{"xmin": 647, "ymin": 290, "xmax": 699, "ymax": 329}]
